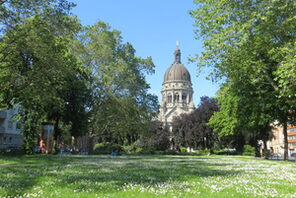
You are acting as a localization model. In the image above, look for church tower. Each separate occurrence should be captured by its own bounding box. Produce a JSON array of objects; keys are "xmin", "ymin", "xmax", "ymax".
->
[{"xmin": 159, "ymin": 44, "xmax": 195, "ymax": 126}]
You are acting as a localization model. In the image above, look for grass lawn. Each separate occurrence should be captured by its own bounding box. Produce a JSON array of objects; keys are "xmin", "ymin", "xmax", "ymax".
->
[{"xmin": 0, "ymin": 155, "xmax": 296, "ymax": 198}]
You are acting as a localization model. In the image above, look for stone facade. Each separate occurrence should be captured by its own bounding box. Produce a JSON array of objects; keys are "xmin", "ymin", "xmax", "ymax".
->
[
  {"xmin": 158, "ymin": 46, "xmax": 195, "ymax": 126},
  {"xmin": 266, "ymin": 125, "xmax": 284, "ymax": 154}
]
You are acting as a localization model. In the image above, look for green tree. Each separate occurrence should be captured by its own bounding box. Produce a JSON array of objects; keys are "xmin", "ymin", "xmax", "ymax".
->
[
  {"xmin": 209, "ymin": 82, "xmax": 273, "ymax": 154},
  {"xmin": 76, "ymin": 21, "xmax": 158, "ymax": 145},
  {"xmin": 191, "ymin": 0, "xmax": 296, "ymax": 160},
  {"xmin": 0, "ymin": 0, "xmax": 75, "ymax": 34},
  {"xmin": 0, "ymin": 1, "xmax": 88, "ymax": 153}
]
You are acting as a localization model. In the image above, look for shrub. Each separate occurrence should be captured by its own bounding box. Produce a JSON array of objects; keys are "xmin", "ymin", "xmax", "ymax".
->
[
  {"xmin": 135, "ymin": 147, "xmax": 156, "ymax": 154},
  {"xmin": 93, "ymin": 142, "xmax": 123, "ymax": 155},
  {"xmin": 196, "ymin": 148, "xmax": 211, "ymax": 155},
  {"xmin": 214, "ymin": 148, "xmax": 238, "ymax": 155},
  {"xmin": 242, "ymin": 145, "xmax": 255, "ymax": 156},
  {"xmin": 135, "ymin": 147, "xmax": 143, "ymax": 153},
  {"xmin": 180, "ymin": 147, "xmax": 187, "ymax": 153},
  {"xmin": 123, "ymin": 145, "xmax": 136, "ymax": 153}
]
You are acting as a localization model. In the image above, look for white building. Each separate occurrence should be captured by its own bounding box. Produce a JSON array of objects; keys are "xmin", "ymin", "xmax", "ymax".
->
[
  {"xmin": 0, "ymin": 107, "xmax": 23, "ymax": 149},
  {"xmin": 158, "ymin": 45, "xmax": 195, "ymax": 127}
]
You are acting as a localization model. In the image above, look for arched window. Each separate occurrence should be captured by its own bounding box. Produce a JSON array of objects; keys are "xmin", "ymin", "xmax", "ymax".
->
[
  {"xmin": 174, "ymin": 93, "xmax": 179, "ymax": 102},
  {"xmin": 182, "ymin": 94, "xmax": 187, "ymax": 104},
  {"xmin": 167, "ymin": 94, "xmax": 172, "ymax": 103}
]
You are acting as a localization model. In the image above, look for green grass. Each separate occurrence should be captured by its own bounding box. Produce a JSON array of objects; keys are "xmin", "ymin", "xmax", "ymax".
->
[{"xmin": 0, "ymin": 155, "xmax": 296, "ymax": 198}]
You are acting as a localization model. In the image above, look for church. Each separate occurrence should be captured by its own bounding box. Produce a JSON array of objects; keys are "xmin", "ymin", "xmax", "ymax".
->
[{"xmin": 158, "ymin": 44, "xmax": 195, "ymax": 127}]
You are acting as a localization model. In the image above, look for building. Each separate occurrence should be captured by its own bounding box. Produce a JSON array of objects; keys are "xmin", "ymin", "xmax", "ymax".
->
[
  {"xmin": 0, "ymin": 107, "xmax": 23, "ymax": 149},
  {"xmin": 158, "ymin": 44, "xmax": 195, "ymax": 127},
  {"xmin": 288, "ymin": 125, "xmax": 296, "ymax": 154},
  {"xmin": 266, "ymin": 124, "xmax": 284, "ymax": 154},
  {"xmin": 260, "ymin": 124, "xmax": 296, "ymax": 157}
]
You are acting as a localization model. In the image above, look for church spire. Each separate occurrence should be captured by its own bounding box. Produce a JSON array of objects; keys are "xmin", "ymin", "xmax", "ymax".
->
[{"xmin": 174, "ymin": 40, "xmax": 181, "ymax": 64}]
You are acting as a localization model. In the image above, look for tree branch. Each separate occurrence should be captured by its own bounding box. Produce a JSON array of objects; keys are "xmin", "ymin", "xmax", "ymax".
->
[{"xmin": 262, "ymin": 70, "xmax": 280, "ymax": 92}]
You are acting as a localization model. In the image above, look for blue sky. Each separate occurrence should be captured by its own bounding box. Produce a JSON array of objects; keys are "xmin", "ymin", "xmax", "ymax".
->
[{"xmin": 70, "ymin": 0, "xmax": 220, "ymax": 105}]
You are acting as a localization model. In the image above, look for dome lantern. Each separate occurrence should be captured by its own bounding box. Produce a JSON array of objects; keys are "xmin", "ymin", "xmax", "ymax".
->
[{"xmin": 163, "ymin": 46, "xmax": 191, "ymax": 83}]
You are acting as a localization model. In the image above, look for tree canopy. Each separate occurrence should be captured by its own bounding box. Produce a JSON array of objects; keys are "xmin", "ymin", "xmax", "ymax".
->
[
  {"xmin": 73, "ymin": 21, "xmax": 158, "ymax": 145},
  {"xmin": 191, "ymin": 0, "xmax": 296, "ymax": 159},
  {"xmin": 0, "ymin": 1, "xmax": 158, "ymax": 153},
  {"xmin": 172, "ymin": 96, "xmax": 219, "ymax": 150}
]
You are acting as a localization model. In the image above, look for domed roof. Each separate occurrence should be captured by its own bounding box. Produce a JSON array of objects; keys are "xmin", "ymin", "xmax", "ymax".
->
[
  {"xmin": 164, "ymin": 63, "xmax": 191, "ymax": 82},
  {"xmin": 163, "ymin": 47, "xmax": 191, "ymax": 83}
]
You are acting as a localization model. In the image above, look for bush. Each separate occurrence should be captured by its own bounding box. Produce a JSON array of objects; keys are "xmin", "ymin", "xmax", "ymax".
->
[
  {"xmin": 180, "ymin": 147, "xmax": 187, "ymax": 153},
  {"xmin": 214, "ymin": 148, "xmax": 238, "ymax": 155},
  {"xmin": 196, "ymin": 148, "xmax": 211, "ymax": 155},
  {"xmin": 242, "ymin": 145, "xmax": 255, "ymax": 156},
  {"xmin": 123, "ymin": 145, "xmax": 134, "ymax": 153},
  {"xmin": 93, "ymin": 142, "xmax": 123, "ymax": 155},
  {"xmin": 135, "ymin": 147, "xmax": 156, "ymax": 154}
]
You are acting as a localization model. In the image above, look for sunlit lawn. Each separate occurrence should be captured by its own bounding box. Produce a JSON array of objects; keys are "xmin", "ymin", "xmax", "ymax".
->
[{"xmin": 1, "ymin": 154, "xmax": 296, "ymax": 198}]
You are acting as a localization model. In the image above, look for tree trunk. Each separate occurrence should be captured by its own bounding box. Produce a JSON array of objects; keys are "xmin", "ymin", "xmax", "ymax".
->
[{"xmin": 283, "ymin": 122, "xmax": 288, "ymax": 161}]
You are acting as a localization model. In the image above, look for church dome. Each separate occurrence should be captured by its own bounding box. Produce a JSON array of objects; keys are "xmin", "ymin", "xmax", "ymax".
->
[
  {"xmin": 163, "ymin": 47, "xmax": 191, "ymax": 83},
  {"xmin": 164, "ymin": 63, "xmax": 191, "ymax": 82}
]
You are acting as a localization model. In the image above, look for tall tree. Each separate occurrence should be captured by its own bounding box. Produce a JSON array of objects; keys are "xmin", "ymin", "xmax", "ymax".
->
[
  {"xmin": 76, "ymin": 21, "xmax": 158, "ymax": 145},
  {"xmin": 191, "ymin": 0, "xmax": 296, "ymax": 160},
  {"xmin": 0, "ymin": 1, "xmax": 87, "ymax": 152}
]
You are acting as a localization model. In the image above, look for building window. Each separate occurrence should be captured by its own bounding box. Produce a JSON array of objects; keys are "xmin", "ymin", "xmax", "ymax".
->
[
  {"xmin": 288, "ymin": 128, "xmax": 296, "ymax": 133},
  {"xmin": 8, "ymin": 120, "xmax": 13, "ymax": 130},
  {"xmin": 288, "ymin": 142, "xmax": 296, "ymax": 147},
  {"xmin": 16, "ymin": 122, "xmax": 21, "ymax": 130},
  {"xmin": 288, "ymin": 135, "xmax": 296, "ymax": 140},
  {"xmin": 3, "ymin": 137, "xmax": 7, "ymax": 144},
  {"xmin": 174, "ymin": 94, "xmax": 179, "ymax": 102},
  {"xmin": 9, "ymin": 137, "xmax": 12, "ymax": 144},
  {"xmin": 167, "ymin": 95, "xmax": 172, "ymax": 103},
  {"xmin": 182, "ymin": 95, "xmax": 187, "ymax": 104}
]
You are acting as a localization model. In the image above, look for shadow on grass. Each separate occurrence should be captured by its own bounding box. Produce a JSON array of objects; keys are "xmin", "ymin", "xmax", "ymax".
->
[{"xmin": 0, "ymin": 155, "xmax": 242, "ymax": 196}]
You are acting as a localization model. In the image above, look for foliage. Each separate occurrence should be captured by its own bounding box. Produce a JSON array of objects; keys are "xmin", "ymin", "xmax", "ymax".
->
[
  {"xmin": 0, "ymin": 0, "xmax": 91, "ymax": 153},
  {"xmin": 191, "ymin": 0, "xmax": 296, "ymax": 160},
  {"xmin": 0, "ymin": 0, "xmax": 76, "ymax": 37},
  {"xmin": 209, "ymin": 82, "xmax": 274, "ymax": 152},
  {"xmin": 179, "ymin": 147, "xmax": 187, "ymax": 153},
  {"xmin": 122, "ymin": 143, "xmax": 137, "ymax": 154},
  {"xmin": 93, "ymin": 142, "xmax": 123, "ymax": 155},
  {"xmin": 135, "ymin": 147, "xmax": 156, "ymax": 155},
  {"xmin": 172, "ymin": 96, "xmax": 219, "ymax": 149},
  {"xmin": 75, "ymin": 21, "xmax": 158, "ymax": 145},
  {"xmin": 141, "ymin": 120, "xmax": 170, "ymax": 151},
  {"xmin": 214, "ymin": 149, "xmax": 239, "ymax": 156},
  {"xmin": 20, "ymin": 110, "xmax": 43, "ymax": 154},
  {"xmin": 242, "ymin": 145, "xmax": 256, "ymax": 156}
]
